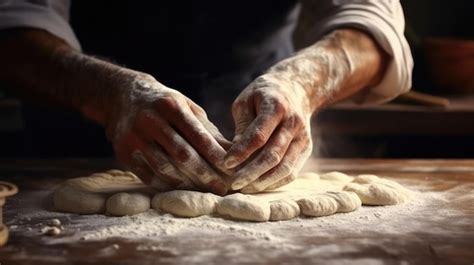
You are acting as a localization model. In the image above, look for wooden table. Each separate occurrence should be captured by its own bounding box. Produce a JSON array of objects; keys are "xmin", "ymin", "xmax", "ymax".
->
[{"xmin": 0, "ymin": 158, "xmax": 473, "ymax": 265}]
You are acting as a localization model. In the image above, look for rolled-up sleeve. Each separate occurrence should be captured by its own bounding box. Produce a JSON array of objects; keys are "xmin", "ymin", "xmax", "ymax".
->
[
  {"xmin": 302, "ymin": 0, "xmax": 413, "ymax": 104},
  {"xmin": 0, "ymin": 0, "xmax": 80, "ymax": 50}
]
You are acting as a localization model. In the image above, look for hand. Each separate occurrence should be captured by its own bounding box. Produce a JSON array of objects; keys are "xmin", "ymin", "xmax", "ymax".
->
[
  {"xmin": 223, "ymin": 73, "xmax": 313, "ymax": 193},
  {"xmin": 86, "ymin": 72, "xmax": 231, "ymax": 195}
]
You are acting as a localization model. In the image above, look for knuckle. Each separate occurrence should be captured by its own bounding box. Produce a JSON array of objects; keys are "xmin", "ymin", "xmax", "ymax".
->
[
  {"xmin": 174, "ymin": 146, "xmax": 193, "ymax": 163},
  {"xmin": 155, "ymin": 95, "xmax": 178, "ymax": 110},
  {"xmin": 252, "ymin": 129, "xmax": 268, "ymax": 147},
  {"xmin": 271, "ymin": 96, "xmax": 288, "ymax": 114}
]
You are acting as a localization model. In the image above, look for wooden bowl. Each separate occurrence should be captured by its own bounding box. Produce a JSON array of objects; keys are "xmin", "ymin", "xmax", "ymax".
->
[{"xmin": 424, "ymin": 37, "xmax": 474, "ymax": 94}]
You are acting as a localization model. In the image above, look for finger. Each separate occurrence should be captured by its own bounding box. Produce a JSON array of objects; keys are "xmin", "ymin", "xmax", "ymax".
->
[
  {"xmin": 264, "ymin": 174, "xmax": 296, "ymax": 191},
  {"xmin": 154, "ymin": 101, "xmax": 227, "ymax": 166},
  {"xmin": 231, "ymin": 98, "xmax": 255, "ymax": 142},
  {"xmin": 188, "ymin": 101, "xmax": 233, "ymax": 149},
  {"xmin": 241, "ymin": 174, "xmax": 296, "ymax": 194},
  {"xmin": 230, "ymin": 120, "xmax": 295, "ymax": 190},
  {"xmin": 115, "ymin": 130, "xmax": 186, "ymax": 188},
  {"xmin": 239, "ymin": 137, "xmax": 305, "ymax": 193},
  {"xmin": 128, "ymin": 152, "xmax": 154, "ymax": 185},
  {"xmin": 140, "ymin": 142, "xmax": 194, "ymax": 188},
  {"xmin": 136, "ymin": 111, "xmax": 228, "ymax": 195},
  {"xmin": 224, "ymin": 98, "xmax": 284, "ymax": 169},
  {"xmin": 129, "ymin": 154, "xmax": 171, "ymax": 191}
]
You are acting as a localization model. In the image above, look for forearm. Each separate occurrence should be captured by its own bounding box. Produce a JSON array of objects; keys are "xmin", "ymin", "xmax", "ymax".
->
[
  {"xmin": 0, "ymin": 28, "xmax": 137, "ymax": 124},
  {"xmin": 266, "ymin": 28, "xmax": 388, "ymax": 113}
]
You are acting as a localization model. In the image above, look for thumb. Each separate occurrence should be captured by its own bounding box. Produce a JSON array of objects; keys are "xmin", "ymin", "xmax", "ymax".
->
[{"xmin": 231, "ymin": 101, "xmax": 255, "ymax": 143}]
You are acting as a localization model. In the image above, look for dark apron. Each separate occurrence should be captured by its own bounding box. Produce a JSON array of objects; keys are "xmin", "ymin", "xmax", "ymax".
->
[{"xmin": 23, "ymin": 1, "xmax": 300, "ymax": 156}]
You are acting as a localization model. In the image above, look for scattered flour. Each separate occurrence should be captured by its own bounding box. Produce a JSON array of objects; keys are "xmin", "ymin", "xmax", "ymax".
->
[{"xmin": 5, "ymin": 180, "xmax": 474, "ymax": 263}]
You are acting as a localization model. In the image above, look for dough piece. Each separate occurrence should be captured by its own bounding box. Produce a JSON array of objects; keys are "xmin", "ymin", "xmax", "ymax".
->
[
  {"xmin": 216, "ymin": 193, "xmax": 270, "ymax": 222},
  {"xmin": 297, "ymin": 172, "xmax": 320, "ymax": 181},
  {"xmin": 152, "ymin": 190, "xmax": 221, "ymax": 217},
  {"xmin": 53, "ymin": 185, "xmax": 107, "ymax": 214},
  {"xmin": 325, "ymin": 191, "xmax": 362, "ymax": 212},
  {"xmin": 66, "ymin": 170, "xmax": 143, "ymax": 193},
  {"xmin": 106, "ymin": 192, "xmax": 150, "ymax": 216},
  {"xmin": 343, "ymin": 174, "xmax": 411, "ymax": 205},
  {"xmin": 269, "ymin": 199, "xmax": 300, "ymax": 221},
  {"xmin": 320, "ymin": 171, "xmax": 353, "ymax": 183},
  {"xmin": 297, "ymin": 191, "xmax": 361, "ymax": 217}
]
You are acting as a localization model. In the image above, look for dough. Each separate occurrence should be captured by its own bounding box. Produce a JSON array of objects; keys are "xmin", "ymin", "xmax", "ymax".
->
[
  {"xmin": 343, "ymin": 174, "xmax": 411, "ymax": 205},
  {"xmin": 53, "ymin": 185, "xmax": 107, "ymax": 214},
  {"xmin": 51, "ymin": 169, "xmax": 411, "ymax": 221},
  {"xmin": 53, "ymin": 170, "xmax": 152, "ymax": 215},
  {"xmin": 269, "ymin": 199, "xmax": 300, "ymax": 221},
  {"xmin": 320, "ymin": 171, "xmax": 353, "ymax": 183},
  {"xmin": 297, "ymin": 191, "xmax": 361, "ymax": 217},
  {"xmin": 216, "ymin": 193, "xmax": 271, "ymax": 222},
  {"xmin": 152, "ymin": 190, "xmax": 221, "ymax": 217},
  {"xmin": 65, "ymin": 170, "xmax": 144, "ymax": 193},
  {"xmin": 106, "ymin": 192, "xmax": 150, "ymax": 216}
]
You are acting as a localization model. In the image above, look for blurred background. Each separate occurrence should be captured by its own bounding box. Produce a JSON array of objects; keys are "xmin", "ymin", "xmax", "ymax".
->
[{"xmin": 1, "ymin": 0, "xmax": 473, "ymax": 158}]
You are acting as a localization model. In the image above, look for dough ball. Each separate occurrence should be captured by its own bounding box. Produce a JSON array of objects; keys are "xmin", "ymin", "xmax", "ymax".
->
[
  {"xmin": 319, "ymin": 171, "xmax": 353, "ymax": 183},
  {"xmin": 216, "ymin": 193, "xmax": 270, "ymax": 222},
  {"xmin": 343, "ymin": 175, "xmax": 411, "ymax": 205},
  {"xmin": 325, "ymin": 191, "xmax": 361, "ymax": 212},
  {"xmin": 297, "ymin": 194, "xmax": 339, "ymax": 217},
  {"xmin": 269, "ymin": 199, "xmax": 300, "ymax": 221},
  {"xmin": 53, "ymin": 185, "xmax": 107, "ymax": 214},
  {"xmin": 152, "ymin": 190, "xmax": 221, "ymax": 217},
  {"xmin": 106, "ymin": 192, "xmax": 150, "ymax": 216},
  {"xmin": 298, "ymin": 172, "xmax": 320, "ymax": 181}
]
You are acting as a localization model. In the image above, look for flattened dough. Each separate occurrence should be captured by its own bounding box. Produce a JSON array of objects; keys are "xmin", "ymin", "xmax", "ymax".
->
[
  {"xmin": 53, "ymin": 170, "xmax": 152, "ymax": 215},
  {"xmin": 269, "ymin": 199, "xmax": 301, "ymax": 221},
  {"xmin": 216, "ymin": 193, "xmax": 271, "ymax": 222},
  {"xmin": 343, "ymin": 174, "xmax": 411, "ymax": 205},
  {"xmin": 152, "ymin": 190, "xmax": 221, "ymax": 217},
  {"xmin": 106, "ymin": 192, "xmax": 150, "ymax": 216},
  {"xmin": 52, "ymin": 170, "xmax": 411, "ymax": 222},
  {"xmin": 54, "ymin": 185, "xmax": 107, "ymax": 214}
]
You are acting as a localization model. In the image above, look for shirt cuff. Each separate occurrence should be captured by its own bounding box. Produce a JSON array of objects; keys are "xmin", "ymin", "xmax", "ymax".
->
[
  {"xmin": 0, "ymin": 2, "xmax": 81, "ymax": 50},
  {"xmin": 314, "ymin": 6, "xmax": 413, "ymax": 104}
]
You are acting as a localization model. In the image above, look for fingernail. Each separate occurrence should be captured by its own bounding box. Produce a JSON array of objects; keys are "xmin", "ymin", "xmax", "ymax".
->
[
  {"xmin": 209, "ymin": 181, "xmax": 228, "ymax": 196},
  {"xmin": 224, "ymin": 156, "xmax": 239, "ymax": 169},
  {"xmin": 231, "ymin": 179, "xmax": 248, "ymax": 191},
  {"xmin": 232, "ymin": 134, "xmax": 242, "ymax": 143}
]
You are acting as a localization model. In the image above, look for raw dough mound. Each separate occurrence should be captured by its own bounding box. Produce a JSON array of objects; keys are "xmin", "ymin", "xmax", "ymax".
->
[
  {"xmin": 343, "ymin": 174, "xmax": 411, "ymax": 205},
  {"xmin": 66, "ymin": 170, "xmax": 143, "ymax": 193},
  {"xmin": 320, "ymin": 171, "xmax": 353, "ymax": 183},
  {"xmin": 152, "ymin": 190, "xmax": 221, "ymax": 217},
  {"xmin": 325, "ymin": 191, "xmax": 362, "ymax": 212},
  {"xmin": 51, "ymin": 169, "xmax": 412, "ymax": 222},
  {"xmin": 53, "ymin": 185, "xmax": 107, "ymax": 214},
  {"xmin": 216, "ymin": 193, "xmax": 270, "ymax": 222},
  {"xmin": 297, "ymin": 172, "xmax": 320, "ymax": 181},
  {"xmin": 269, "ymin": 199, "xmax": 300, "ymax": 221},
  {"xmin": 106, "ymin": 192, "xmax": 150, "ymax": 216},
  {"xmin": 297, "ymin": 191, "xmax": 360, "ymax": 217}
]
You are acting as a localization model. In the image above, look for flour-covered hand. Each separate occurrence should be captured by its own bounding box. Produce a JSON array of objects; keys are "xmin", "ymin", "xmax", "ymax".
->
[
  {"xmin": 87, "ymin": 72, "xmax": 231, "ymax": 195},
  {"xmin": 223, "ymin": 73, "xmax": 313, "ymax": 193}
]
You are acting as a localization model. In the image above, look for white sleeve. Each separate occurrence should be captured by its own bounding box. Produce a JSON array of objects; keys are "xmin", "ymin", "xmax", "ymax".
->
[
  {"xmin": 301, "ymin": 0, "xmax": 413, "ymax": 104},
  {"xmin": 0, "ymin": 0, "xmax": 80, "ymax": 50}
]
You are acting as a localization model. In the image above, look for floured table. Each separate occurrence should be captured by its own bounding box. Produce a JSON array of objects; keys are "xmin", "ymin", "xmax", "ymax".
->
[{"xmin": 0, "ymin": 158, "xmax": 473, "ymax": 265}]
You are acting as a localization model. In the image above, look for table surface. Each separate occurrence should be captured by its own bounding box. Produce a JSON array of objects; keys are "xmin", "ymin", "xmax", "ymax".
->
[{"xmin": 0, "ymin": 158, "xmax": 473, "ymax": 265}]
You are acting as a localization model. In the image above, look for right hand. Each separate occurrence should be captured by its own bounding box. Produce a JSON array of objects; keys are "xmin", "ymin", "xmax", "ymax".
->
[{"xmin": 84, "ymin": 71, "xmax": 231, "ymax": 195}]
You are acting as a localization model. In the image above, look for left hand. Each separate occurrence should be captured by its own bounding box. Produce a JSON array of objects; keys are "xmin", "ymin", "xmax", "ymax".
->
[{"xmin": 223, "ymin": 73, "xmax": 313, "ymax": 193}]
